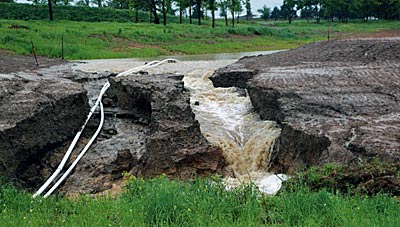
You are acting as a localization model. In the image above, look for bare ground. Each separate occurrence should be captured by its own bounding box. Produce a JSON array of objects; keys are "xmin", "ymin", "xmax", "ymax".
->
[{"xmin": 0, "ymin": 50, "xmax": 66, "ymax": 74}]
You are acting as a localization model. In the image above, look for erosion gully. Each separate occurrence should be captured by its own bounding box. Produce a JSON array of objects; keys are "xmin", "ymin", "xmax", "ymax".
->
[{"xmin": 73, "ymin": 50, "xmax": 282, "ymax": 190}]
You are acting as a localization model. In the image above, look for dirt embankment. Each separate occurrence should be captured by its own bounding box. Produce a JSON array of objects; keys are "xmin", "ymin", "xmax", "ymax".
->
[
  {"xmin": 0, "ymin": 55, "xmax": 225, "ymax": 195},
  {"xmin": 211, "ymin": 38, "xmax": 400, "ymax": 173}
]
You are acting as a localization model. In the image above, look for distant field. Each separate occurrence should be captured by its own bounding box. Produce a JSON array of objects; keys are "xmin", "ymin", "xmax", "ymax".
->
[{"xmin": 0, "ymin": 19, "xmax": 399, "ymax": 59}]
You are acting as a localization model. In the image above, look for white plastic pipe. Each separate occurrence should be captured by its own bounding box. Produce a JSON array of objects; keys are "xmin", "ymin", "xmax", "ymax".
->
[
  {"xmin": 33, "ymin": 59, "xmax": 178, "ymax": 198},
  {"xmin": 43, "ymin": 102, "xmax": 105, "ymax": 198},
  {"xmin": 32, "ymin": 82, "xmax": 110, "ymax": 198}
]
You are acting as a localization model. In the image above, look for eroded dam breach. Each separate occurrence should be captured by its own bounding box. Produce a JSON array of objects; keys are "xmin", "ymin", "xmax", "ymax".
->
[{"xmin": 1, "ymin": 38, "xmax": 399, "ymax": 195}]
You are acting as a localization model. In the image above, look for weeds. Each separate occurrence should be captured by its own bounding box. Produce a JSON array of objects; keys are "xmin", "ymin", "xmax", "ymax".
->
[
  {"xmin": 0, "ymin": 19, "xmax": 399, "ymax": 59},
  {"xmin": 286, "ymin": 161, "xmax": 400, "ymax": 196},
  {"xmin": 0, "ymin": 173, "xmax": 399, "ymax": 226}
]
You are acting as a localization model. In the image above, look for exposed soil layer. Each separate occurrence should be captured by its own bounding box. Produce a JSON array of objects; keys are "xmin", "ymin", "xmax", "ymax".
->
[
  {"xmin": 0, "ymin": 50, "xmax": 66, "ymax": 74},
  {"xmin": 212, "ymin": 38, "xmax": 400, "ymax": 173},
  {"xmin": 107, "ymin": 74, "xmax": 225, "ymax": 178},
  {"xmin": 0, "ymin": 73, "xmax": 89, "ymax": 182},
  {"xmin": 0, "ymin": 61, "xmax": 225, "ymax": 195}
]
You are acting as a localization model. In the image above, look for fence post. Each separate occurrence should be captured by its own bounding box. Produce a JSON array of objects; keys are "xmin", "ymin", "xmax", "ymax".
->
[
  {"xmin": 61, "ymin": 34, "xmax": 64, "ymax": 60},
  {"xmin": 31, "ymin": 39, "xmax": 39, "ymax": 66}
]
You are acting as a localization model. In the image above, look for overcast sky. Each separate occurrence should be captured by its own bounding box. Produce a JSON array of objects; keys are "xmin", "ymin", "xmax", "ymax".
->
[{"xmin": 251, "ymin": 0, "xmax": 283, "ymax": 12}]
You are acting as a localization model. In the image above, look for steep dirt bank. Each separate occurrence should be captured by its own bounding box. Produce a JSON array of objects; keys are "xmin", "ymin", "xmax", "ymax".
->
[
  {"xmin": 0, "ymin": 59, "xmax": 226, "ymax": 194},
  {"xmin": 0, "ymin": 73, "xmax": 89, "ymax": 181},
  {"xmin": 212, "ymin": 39, "xmax": 400, "ymax": 173},
  {"xmin": 108, "ymin": 74, "xmax": 225, "ymax": 178}
]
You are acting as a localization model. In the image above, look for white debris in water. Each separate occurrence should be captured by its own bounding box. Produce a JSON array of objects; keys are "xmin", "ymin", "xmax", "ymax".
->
[
  {"xmin": 223, "ymin": 173, "xmax": 290, "ymax": 196},
  {"xmin": 257, "ymin": 174, "xmax": 290, "ymax": 195}
]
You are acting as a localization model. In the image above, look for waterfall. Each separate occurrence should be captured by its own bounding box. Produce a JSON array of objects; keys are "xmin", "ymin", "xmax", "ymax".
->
[{"xmin": 183, "ymin": 70, "xmax": 281, "ymax": 187}]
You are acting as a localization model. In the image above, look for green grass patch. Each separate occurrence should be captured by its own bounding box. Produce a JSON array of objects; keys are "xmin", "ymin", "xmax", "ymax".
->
[
  {"xmin": 1, "ymin": 174, "xmax": 399, "ymax": 226},
  {"xmin": 0, "ymin": 19, "xmax": 399, "ymax": 59}
]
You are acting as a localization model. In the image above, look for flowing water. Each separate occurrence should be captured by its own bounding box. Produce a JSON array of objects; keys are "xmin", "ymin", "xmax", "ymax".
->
[
  {"xmin": 182, "ymin": 68, "xmax": 281, "ymax": 187},
  {"xmin": 74, "ymin": 51, "xmax": 283, "ymax": 189}
]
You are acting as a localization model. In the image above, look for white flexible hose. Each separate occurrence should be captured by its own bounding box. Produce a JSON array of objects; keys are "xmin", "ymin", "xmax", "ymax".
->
[
  {"xmin": 32, "ymin": 82, "xmax": 110, "ymax": 198},
  {"xmin": 33, "ymin": 59, "xmax": 178, "ymax": 198},
  {"xmin": 43, "ymin": 102, "xmax": 105, "ymax": 198}
]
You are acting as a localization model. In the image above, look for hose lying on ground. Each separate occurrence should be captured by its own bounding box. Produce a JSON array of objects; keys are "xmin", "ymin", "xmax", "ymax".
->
[{"xmin": 33, "ymin": 59, "xmax": 178, "ymax": 198}]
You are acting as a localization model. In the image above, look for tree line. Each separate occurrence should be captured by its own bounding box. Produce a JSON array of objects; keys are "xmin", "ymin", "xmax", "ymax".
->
[
  {"xmin": 258, "ymin": 0, "xmax": 400, "ymax": 23},
  {"xmin": 4, "ymin": 0, "xmax": 252, "ymax": 27},
  {"xmin": 2, "ymin": 0, "xmax": 400, "ymax": 25}
]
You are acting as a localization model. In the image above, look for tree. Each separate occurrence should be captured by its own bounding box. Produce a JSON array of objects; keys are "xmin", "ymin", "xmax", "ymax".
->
[
  {"xmin": 149, "ymin": 0, "xmax": 160, "ymax": 24},
  {"xmin": 281, "ymin": 0, "xmax": 301, "ymax": 23},
  {"xmin": 235, "ymin": 0, "xmax": 243, "ymax": 23},
  {"xmin": 323, "ymin": 0, "xmax": 360, "ymax": 22},
  {"xmin": 131, "ymin": 0, "xmax": 147, "ymax": 22},
  {"xmin": 176, "ymin": 0, "xmax": 188, "ymax": 24},
  {"xmin": 302, "ymin": 0, "xmax": 323, "ymax": 22},
  {"xmin": 161, "ymin": 0, "xmax": 167, "ymax": 26},
  {"xmin": 208, "ymin": 0, "xmax": 217, "ymax": 28},
  {"xmin": 359, "ymin": 0, "xmax": 381, "ymax": 20},
  {"xmin": 95, "ymin": 0, "xmax": 103, "ymax": 7},
  {"xmin": 76, "ymin": 0, "xmax": 90, "ymax": 6},
  {"xmin": 107, "ymin": 0, "xmax": 129, "ymax": 9},
  {"xmin": 219, "ymin": 0, "xmax": 229, "ymax": 26},
  {"xmin": 245, "ymin": 0, "xmax": 251, "ymax": 20},
  {"xmin": 270, "ymin": 6, "xmax": 280, "ymax": 20},
  {"xmin": 189, "ymin": 0, "xmax": 193, "ymax": 24},
  {"xmin": 257, "ymin": 5, "xmax": 270, "ymax": 21},
  {"xmin": 197, "ymin": 0, "xmax": 202, "ymax": 25},
  {"xmin": 379, "ymin": 0, "xmax": 400, "ymax": 19},
  {"xmin": 228, "ymin": 0, "xmax": 240, "ymax": 27},
  {"xmin": 48, "ymin": 0, "xmax": 54, "ymax": 21}
]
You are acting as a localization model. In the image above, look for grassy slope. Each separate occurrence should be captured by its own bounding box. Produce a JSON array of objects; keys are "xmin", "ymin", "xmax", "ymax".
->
[
  {"xmin": 1, "ymin": 176, "xmax": 399, "ymax": 227},
  {"xmin": 0, "ymin": 19, "xmax": 399, "ymax": 60}
]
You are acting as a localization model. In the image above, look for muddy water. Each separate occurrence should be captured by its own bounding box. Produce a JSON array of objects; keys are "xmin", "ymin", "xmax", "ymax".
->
[
  {"xmin": 182, "ymin": 68, "xmax": 281, "ymax": 187},
  {"xmin": 73, "ymin": 51, "xmax": 281, "ymax": 187},
  {"xmin": 143, "ymin": 60, "xmax": 281, "ymax": 187}
]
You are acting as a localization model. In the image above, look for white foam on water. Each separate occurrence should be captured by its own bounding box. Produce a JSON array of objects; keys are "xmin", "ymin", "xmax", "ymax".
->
[{"xmin": 183, "ymin": 70, "xmax": 283, "ymax": 194}]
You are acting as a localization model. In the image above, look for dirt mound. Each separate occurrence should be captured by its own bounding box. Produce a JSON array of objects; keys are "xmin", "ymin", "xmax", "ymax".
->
[
  {"xmin": 212, "ymin": 38, "xmax": 400, "ymax": 173},
  {"xmin": 239, "ymin": 38, "xmax": 400, "ymax": 67}
]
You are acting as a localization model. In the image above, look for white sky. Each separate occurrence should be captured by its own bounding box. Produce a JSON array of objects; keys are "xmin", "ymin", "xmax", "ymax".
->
[{"xmin": 251, "ymin": 0, "xmax": 283, "ymax": 11}]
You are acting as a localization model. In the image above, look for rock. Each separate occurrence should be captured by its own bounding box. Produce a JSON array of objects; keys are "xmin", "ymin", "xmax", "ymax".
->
[
  {"xmin": 212, "ymin": 39, "xmax": 400, "ymax": 172},
  {"xmin": 0, "ymin": 73, "xmax": 89, "ymax": 180}
]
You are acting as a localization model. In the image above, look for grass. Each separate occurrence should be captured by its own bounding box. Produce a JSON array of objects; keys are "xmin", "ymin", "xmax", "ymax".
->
[
  {"xmin": 0, "ymin": 19, "xmax": 399, "ymax": 59},
  {"xmin": 1, "ymin": 174, "xmax": 399, "ymax": 227}
]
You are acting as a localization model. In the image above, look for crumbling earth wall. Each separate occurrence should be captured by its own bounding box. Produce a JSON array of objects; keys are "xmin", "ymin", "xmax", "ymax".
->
[
  {"xmin": 211, "ymin": 39, "xmax": 400, "ymax": 173},
  {"xmin": 0, "ymin": 68, "xmax": 226, "ymax": 195},
  {"xmin": 0, "ymin": 74, "xmax": 89, "ymax": 181}
]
